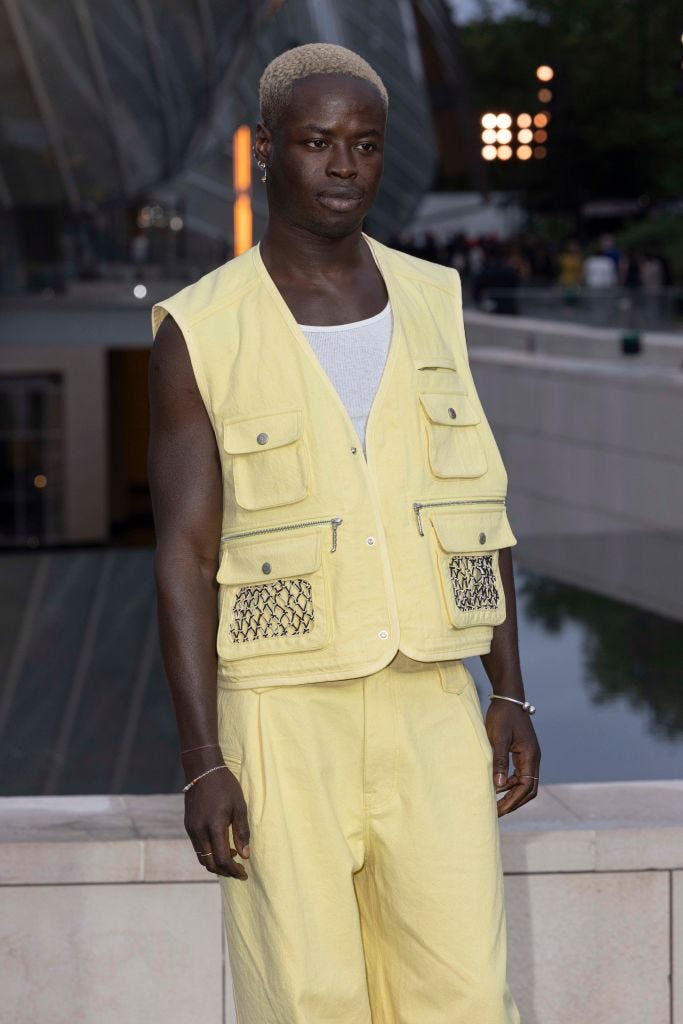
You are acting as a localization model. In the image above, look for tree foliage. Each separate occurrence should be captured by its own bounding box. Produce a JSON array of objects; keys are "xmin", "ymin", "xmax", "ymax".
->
[{"xmin": 459, "ymin": 0, "xmax": 683, "ymax": 207}]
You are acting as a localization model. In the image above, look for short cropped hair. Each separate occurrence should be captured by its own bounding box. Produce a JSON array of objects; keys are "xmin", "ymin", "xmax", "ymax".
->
[{"xmin": 259, "ymin": 43, "xmax": 388, "ymax": 130}]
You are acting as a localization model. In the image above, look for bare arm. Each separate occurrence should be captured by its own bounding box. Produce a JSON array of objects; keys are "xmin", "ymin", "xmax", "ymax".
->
[
  {"xmin": 480, "ymin": 547, "xmax": 541, "ymax": 816},
  {"xmin": 147, "ymin": 314, "xmax": 250, "ymax": 879}
]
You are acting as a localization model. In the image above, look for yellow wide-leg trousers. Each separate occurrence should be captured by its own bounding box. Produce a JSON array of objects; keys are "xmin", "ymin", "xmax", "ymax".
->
[{"xmin": 217, "ymin": 650, "xmax": 521, "ymax": 1024}]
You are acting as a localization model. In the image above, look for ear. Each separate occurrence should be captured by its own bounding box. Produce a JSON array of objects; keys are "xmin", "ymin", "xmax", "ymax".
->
[{"xmin": 253, "ymin": 122, "xmax": 272, "ymax": 166}]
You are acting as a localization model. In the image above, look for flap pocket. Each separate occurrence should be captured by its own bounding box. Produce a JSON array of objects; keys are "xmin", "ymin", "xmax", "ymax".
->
[
  {"xmin": 217, "ymin": 530, "xmax": 322, "ymax": 586},
  {"xmin": 430, "ymin": 506, "xmax": 517, "ymax": 553},
  {"xmin": 418, "ymin": 393, "xmax": 480, "ymax": 426},
  {"xmin": 223, "ymin": 409, "xmax": 302, "ymax": 455}
]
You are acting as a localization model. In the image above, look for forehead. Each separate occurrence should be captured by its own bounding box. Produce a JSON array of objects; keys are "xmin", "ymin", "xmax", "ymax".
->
[{"xmin": 283, "ymin": 73, "xmax": 386, "ymax": 127}]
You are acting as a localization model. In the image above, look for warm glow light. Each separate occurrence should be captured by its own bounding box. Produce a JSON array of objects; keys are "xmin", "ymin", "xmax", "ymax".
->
[
  {"xmin": 534, "ymin": 129, "xmax": 548, "ymax": 143},
  {"xmin": 517, "ymin": 113, "xmax": 532, "ymax": 128},
  {"xmin": 538, "ymin": 88, "xmax": 552, "ymax": 103},
  {"xmin": 497, "ymin": 145, "xmax": 512, "ymax": 160},
  {"xmin": 517, "ymin": 128, "xmax": 533, "ymax": 144},
  {"xmin": 536, "ymin": 65, "xmax": 554, "ymax": 82},
  {"xmin": 34, "ymin": 474, "xmax": 47, "ymax": 489},
  {"xmin": 481, "ymin": 113, "xmax": 498, "ymax": 129},
  {"xmin": 516, "ymin": 146, "xmax": 532, "ymax": 161},
  {"xmin": 482, "ymin": 129, "xmax": 497, "ymax": 144},
  {"xmin": 496, "ymin": 113, "xmax": 512, "ymax": 128},
  {"xmin": 133, "ymin": 284, "xmax": 147, "ymax": 299},
  {"xmin": 533, "ymin": 146, "xmax": 547, "ymax": 159},
  {"xmin": 232, "ymin": 125, "xmax": 252, "ymax": 256},
  {"xmin": 534, "ymin": 112, "xmax": 549, "ymax": 127},
  {"xmin": 481, "ymin": 145, "xmax": 497, "ymax": 161},
  {"xmin": 496, "ymin": 128, "xmax": 512, "ymax": 144}
]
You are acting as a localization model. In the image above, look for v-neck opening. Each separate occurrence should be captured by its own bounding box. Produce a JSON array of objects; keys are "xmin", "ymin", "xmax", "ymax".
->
[{"xmin": 252, "ymin": 233, "xmax": 401, "ymax": 467}]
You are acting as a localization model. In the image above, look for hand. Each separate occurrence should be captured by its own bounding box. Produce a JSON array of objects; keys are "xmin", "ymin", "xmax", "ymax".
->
[
  {"xmin": 184, "ymin": 765, "xmax": 251, "ymax": 880},
  {"xmin": 486, "ymin": 701, "xmax": 541, "ymax": 816}
]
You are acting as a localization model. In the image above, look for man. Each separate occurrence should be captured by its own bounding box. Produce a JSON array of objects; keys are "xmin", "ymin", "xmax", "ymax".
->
[{"xmin": 148, "ymin": 42, "xmax": 540, "ymax": 1024}]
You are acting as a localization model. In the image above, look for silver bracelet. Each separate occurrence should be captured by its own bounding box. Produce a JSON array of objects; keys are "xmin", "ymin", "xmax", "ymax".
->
[
  {"xmin": 489, "ymin": 694, "xmax": 536, "ymax": 715},
  {"xmin": 182, "ymin": 763, "xmax": 229, "ymax": 793}
]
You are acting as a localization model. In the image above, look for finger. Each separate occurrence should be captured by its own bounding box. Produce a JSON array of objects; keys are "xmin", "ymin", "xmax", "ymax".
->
[
  {"xmin": 209, "ymin": 823, "xmax": 248, "ymax": 880},
  {"xmin": 496, "ymin": 778, "xmax": 535, "ymax": 817},
  {"xmin": 231, "ymin": 799, "xmax": 251, "ymax": 860},
  {"xmin": 492, "ymin": 746, "xmax": 510, "ymax": 790}
]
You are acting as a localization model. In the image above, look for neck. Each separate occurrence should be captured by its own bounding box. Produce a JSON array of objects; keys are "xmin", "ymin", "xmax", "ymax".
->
[{"xmin": 259, "ymin": 214, "xmax": 369, "ymax": 283}]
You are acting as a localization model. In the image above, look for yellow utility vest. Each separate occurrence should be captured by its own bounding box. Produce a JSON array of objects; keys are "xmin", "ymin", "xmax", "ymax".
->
[{"xmin": 151, "ymin": 233, "xmax": 517, "ymax": 690}]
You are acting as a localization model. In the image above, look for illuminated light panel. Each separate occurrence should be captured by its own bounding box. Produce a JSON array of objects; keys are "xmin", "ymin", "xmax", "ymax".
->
[
  {"xmin": 517, "ymin": 113, "xmax": 532, "ymax": 128},
  {"xmin": 533, "ymin": 146, "xmax": 547, "ymax": 159},
  {"xmin": 481, "ymin": 145, "xmax": 497, "ymax": 161},
  {"xmin": 536, "ymin": 65, "xmax": 554, "ymax": 81},
  {"xmin": 496, "ymin": 128, "xmax": 512, "ymax": 144},
  {"xmin": 516, "ymin": 146, "xmax": 532, "ymax": 161},
  {"xmin": 538, "ymin": 88, "xmax": 552, "ymax": 103},
  {"xmin": 496, "ymin": 113, "xmax": 512, "ymax": 128},
  {"xmin": 481, "ymin": 113, "xmax": 498, "ymax": 129},
  {"xmin": 517, "ymin": 128, "xmax": 533, "ymax": 144},
  {"xmin": 534, "ymin": 112, "xmax": 549, "ymax": 127},
  {"xmin": 34, "ymin": 474, "xmax": 47, "ymax": 488},
  {"xmin": 497, "ymin": 145, "xmax": 512, "ymax": 160},
  {"xmin": 534, "ymin": 129, "xmax": 548, "ymax": 143},
  {"xmin": 482, "ymin": 129, "xmax": 497, "ymax": 144}
]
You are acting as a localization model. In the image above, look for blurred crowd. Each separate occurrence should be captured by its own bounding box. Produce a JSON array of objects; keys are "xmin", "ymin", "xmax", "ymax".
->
[{"xmin": 389, "ymin": 230, "xmax": 675, "ymax": 316}]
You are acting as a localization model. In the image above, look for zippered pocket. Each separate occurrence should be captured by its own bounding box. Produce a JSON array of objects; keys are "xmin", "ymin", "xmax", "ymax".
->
[
  {"xmin": 221, "ymin": 515, "xmax": 343, "ymax": 552},
  {"xmin": 215, "ymin": 518, "xmax": 338, "ymax": 663},
  {"xmin": 412, "ymin": 497, "xmax": 505, "ymax": 536}
]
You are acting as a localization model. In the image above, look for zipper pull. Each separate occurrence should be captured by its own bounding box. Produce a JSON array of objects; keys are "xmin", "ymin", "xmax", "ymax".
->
[
  {"xmin": 412, "ymin": 502, "xmax": 424, "ymax": 537},
  {"xmin": 330, "ymin": 516, "xmax": 343, "ymax": 552}
]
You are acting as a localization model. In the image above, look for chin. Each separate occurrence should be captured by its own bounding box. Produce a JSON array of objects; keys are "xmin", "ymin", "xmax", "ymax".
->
[{"xmin": 306, "ymin": 212, "xmax": 368, "ymax": 240}]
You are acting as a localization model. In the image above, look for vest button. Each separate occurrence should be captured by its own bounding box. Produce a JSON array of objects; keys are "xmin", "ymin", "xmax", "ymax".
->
[
  {"xmin": 479, "ymin": 532, "xmax": 487, "ymax": 545},
  {"xmin": 256, "ymin": 432, "xmax": 269, "ymax": 445},
  {"xmin": 378, "ymin": 629, "xmax": 389, "ymax": 639},
  {"xmin": 261, "ymin": 561, "xmax": 272, "ymax": 574},
  {"xmin": 447, "ymin": 406, "xmax": 457, "ymax": 419},
  {"xmin": 350, "ymin": 446, "xmax": 357, "ymax": 454},
  {"xmin": 366, "ymin": 536, "xmax": 375, "ymax": 545}
]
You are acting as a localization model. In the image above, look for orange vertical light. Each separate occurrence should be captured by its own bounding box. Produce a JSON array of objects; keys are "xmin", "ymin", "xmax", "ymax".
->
[{"xmin": 232, "ymin": 125, "xmax": 252, "ymax": 256}]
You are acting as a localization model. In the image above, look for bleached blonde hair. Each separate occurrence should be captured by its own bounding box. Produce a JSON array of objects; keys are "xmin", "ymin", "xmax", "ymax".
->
[{"xmin": 259, "ymin": 43, "xmax": 388, "ymax": 129}]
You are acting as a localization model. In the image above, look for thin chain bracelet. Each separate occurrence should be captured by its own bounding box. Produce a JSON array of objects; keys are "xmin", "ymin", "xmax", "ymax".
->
[
  {"xmin": 489, "ymin": 694, "xmax": 536, "ymax": 715},
  {"xmin": 182, "ymin": 764, "xmax": 229, "ymax": 793}
]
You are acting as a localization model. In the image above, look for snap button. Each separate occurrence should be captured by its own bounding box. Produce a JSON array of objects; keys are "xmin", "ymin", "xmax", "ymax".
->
[
  {"xmin": 256, "ymin": 432, "xmax": 269, "ymax": 445},
  {"xmin": 447, "ymin": 407, "xmax": 457, "ymax": 419},
  {"xmin": 366, "ymin": 536, "xmax": 375, "ymax": 546},
  {"xmin": 378, "ymin": 629, "xmax": 389, "ymax": 640},
  {"xmin": 261, "ymin": 561, "xmax": 272, "ymax": 574},
  {"xmin": 350, "ymin": 446, "xmax": 357, "ymax": 454},
  {"xmin": 479, "ymin": 532, "xmax": 487, "ymax": 545}
]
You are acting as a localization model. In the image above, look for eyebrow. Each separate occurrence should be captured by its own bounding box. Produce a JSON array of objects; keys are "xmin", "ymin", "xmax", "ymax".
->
[{"xmin": 300, "ymin": 124, "xmax": 381, "ymax": 137}]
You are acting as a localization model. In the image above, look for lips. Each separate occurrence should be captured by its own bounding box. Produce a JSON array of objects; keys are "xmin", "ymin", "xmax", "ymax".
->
[{"xmin": 317, "ymin": 189, "xmax": 364, "ymax": 212}]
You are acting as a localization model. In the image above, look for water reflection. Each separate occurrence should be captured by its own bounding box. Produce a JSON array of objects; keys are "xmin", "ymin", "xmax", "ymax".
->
[{"xmin": 467, "ymin": 566, "xmax": 683, "ymax": 784}]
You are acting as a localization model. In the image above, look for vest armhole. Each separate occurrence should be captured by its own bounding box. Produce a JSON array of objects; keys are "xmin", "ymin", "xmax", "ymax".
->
[
  {"xmin": 150, "ymin": 301, "xmax": 215, "ymax": 428},
  {"xmin": 449, "ymin": 267, "xmax": 472, "ymax": 370}
]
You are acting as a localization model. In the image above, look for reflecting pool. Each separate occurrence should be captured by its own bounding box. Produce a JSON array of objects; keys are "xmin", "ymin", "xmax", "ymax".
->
[{"xmin": 0, "ymin": 550, "xmax": 681, "ymax": 795}]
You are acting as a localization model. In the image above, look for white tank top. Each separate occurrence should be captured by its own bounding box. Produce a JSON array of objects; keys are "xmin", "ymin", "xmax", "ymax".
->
[{"xmin": 298, "ymin": 300, "xmax": 393, "ymax": 457}]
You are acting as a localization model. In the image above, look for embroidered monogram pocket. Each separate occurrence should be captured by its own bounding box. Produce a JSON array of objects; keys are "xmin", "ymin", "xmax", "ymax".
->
[
  {"xmin": 222, "ymin": 408, "xmax": 309, "ymax": 511},
  {"xmin": 417, "ymin": 392, "xmax": 488, "ymax": 478},
  {"xmin": 428, "ymin": 505, "xmax": 517, "ymax": 629},
  {"xmin": 215, "ymin": 526, "xmax": 332, "ymax": 662}
]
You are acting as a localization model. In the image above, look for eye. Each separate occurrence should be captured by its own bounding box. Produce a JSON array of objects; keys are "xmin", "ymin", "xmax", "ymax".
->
[
  {"xmin": 306, "ymin": 139, "xmax": 327, "ymax": 149},
  {"xmin": 357, "ymin": 142, "xmax": 377, "ymax": 153}
]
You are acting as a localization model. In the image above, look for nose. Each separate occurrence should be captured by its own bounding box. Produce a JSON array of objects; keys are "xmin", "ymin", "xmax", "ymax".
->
[{"xmin": 325, "ymin": 143, "xmax": 358, "ymax": 179}]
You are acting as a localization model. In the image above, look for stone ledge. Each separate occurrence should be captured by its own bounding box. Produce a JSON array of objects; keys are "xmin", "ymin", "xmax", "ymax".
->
[{"xmin": 1, "ymin": 781, "xmax": 681, "ymax": 885}]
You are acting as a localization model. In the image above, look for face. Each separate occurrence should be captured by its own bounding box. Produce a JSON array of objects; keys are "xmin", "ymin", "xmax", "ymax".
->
[{"xmin": 255, "ymin": 73, "xmax": 386, "ymax": 239}]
